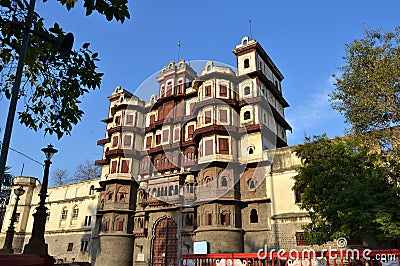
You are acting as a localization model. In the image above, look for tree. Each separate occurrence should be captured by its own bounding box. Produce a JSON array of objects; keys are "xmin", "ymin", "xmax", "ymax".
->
[
  {"xmin": 330, "ymin": 27, "xmax": 400, "ymax": 138},
  {"xmin": 293, "ymin": 135, "xmax": 400, "ymax": 245},
  {"xmin": 70, "ymin": 160, "xmax": 101, "ymax": 182},
  {"xmin": 0, "ymin": 0, "xmax": 130, "ymax": 138},
  {"xmin": 52, "ymin": 168, "xmax": 68, "ymax": 186}
]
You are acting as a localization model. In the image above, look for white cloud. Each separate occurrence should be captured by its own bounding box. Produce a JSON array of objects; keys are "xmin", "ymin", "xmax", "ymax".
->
[{"xmin": 286, "ymin": 75, "xmax": 346, "ymax": 144}]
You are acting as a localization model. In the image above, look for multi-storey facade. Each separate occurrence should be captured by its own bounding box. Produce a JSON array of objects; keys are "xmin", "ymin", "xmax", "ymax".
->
[
  {"xmin": 0, "ymin": 176, "xmax": 98, "ymax": 264},
  {"xmin": 93, "ymin": 37, "xmax": 304, "ymax": 266}
]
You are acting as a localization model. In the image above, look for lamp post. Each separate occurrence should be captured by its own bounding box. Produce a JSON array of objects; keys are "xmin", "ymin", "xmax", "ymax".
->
[
  {"xmin": 0, "ymin": 199, "xmax": 6, "ymax": 232},
  {"xmin": 0, "ymin": 186, "xmax": 25, "ymax": 253},
  {"xmin": 23, "ymin": 144, "xmax": 58, "ymax": 255}
]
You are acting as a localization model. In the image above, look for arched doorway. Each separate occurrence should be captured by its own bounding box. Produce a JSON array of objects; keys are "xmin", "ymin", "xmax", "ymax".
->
[{"xmin": 152, "ymin": 217, "xmax": 178, "ymax": 266}]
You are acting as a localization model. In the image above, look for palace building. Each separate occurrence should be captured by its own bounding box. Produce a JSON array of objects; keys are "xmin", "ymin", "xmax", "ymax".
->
[
  {"xmin": 1, "ymin": 37, "xmax": 315, "ymax": 266},
  {"xmin": 91, "ymin": 37, "xmax": 308, "ymax": 266}
]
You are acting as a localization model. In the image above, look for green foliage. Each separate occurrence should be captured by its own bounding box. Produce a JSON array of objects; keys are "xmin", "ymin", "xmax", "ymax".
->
[
  {"xmin": 0, "ymin": 0, "xmax": 130, "ymax": 138},
  {"xmin": 293, "ymin": 135, "xmax": 400, "ymax": 245},
  {"xmin": 46, "ymin": 0, "xmax": 130, "ymax": 22},
  {"xmin": 331, "ymin": 27, "xmax": 400, "ymax": 135}
]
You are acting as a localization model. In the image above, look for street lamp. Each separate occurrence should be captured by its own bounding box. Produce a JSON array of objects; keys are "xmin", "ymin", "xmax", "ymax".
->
[
  {"xmin": 23, "ymin": 144, "xmax": 58, "ymax": 255},
  {"xmin": 0, "ymin": 186, "xmax": 25, "ymax": 253}
]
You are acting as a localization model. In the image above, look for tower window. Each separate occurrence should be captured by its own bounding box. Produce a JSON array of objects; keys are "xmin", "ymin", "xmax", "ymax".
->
[
  {"xmin": 249, "ymin": 179, "xmax": 257, "ymax": 190},
  {"xmin": 248, "ymin": 147, "xmax": 254, "ymax": 154},
  {"xmin": 221, "ymin": 176, "xmax": 228, "ymax": 187},
  {"xmin": 219, "ymin": 109, "xmax": 227, "ymax": 123},
  {"xmin": 244, "ymin": 86, "xmax": 251, "ymax": 95},
  {"xmin": 219, "ymin": 85, "xmax": 227, "ymax": 97},
  {"xmin": 115, "ymin": 219, "xmax": 124, "ymax": 231},
  {"xmin": 103, "ymin": 220, "xmax": 110, "ymax": 231},
  {"xmin": 220, "ymin": 212, "xmax": 230, "ymax": 226},
  {"xmin": 250, "ymin": 209, "xmax": 258, "ymax": 223},
  {"xmin": 218, "ymin": 138, "xmax": 229, "ymax": 154},
  {"xmin": 112, "ymin": 136, "xmax": 119, "ymax": 147},
  {"xmin": 244, "ymin": 59, "xmax": 250, "ymax": 68},
  {"xmin": 204, "ymin": 110, "xmax": 212, "ymax": 124},
  {"xmin": 205, "ymin": 213, "xmax": 212, "ymax": 226},
  {"xmin": 204, "ymin": 85, "xmax": 212, "ymax": 97},
  {"xmin": 244, "ymin": 111, "xmax": 251, "ymax": 120}
]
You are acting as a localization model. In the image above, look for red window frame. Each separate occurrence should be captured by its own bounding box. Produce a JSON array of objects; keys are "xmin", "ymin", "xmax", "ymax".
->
[
  {"xmin": 218, "ymin": 138, "xmax": 229, "ymax": 154},
  {"xmin": 123, "ymin": 135, "xmax": 132, "ymax": 147},
  {"xmin": 220, "ymin": 109, "xmax": 227, "ymax": 123},
  {"xmin": 219, "ymin": 85, "xmax": 227, "ymax": 97}
]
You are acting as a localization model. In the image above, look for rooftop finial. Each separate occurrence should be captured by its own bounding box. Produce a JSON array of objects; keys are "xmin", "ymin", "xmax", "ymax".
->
[
  {"xmin": 177, "ymin": 41, "xmax": 181, "ymax": 62},
  {"xmin": 249, "ymin": 20, "xmax": 253, "ymax": 40}
]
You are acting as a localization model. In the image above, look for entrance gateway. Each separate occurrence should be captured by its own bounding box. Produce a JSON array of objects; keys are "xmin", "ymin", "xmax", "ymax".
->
[{"xmin": 152, "ymin": 217, "xmax": 178, "ymax": 266}]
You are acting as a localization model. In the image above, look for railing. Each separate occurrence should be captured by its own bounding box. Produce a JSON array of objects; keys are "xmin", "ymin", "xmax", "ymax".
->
[{"xmin": 182, "ymin": 250, "xmax": 400, "ymax": 266}]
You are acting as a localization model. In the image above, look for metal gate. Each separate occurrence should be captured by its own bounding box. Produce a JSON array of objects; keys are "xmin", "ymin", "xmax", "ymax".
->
[{"xmin": 153, "ymin": 217, "xmax": 178, "ymax": 266}]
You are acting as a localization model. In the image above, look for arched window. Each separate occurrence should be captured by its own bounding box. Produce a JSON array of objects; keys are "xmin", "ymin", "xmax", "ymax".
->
[
  {"xmin": 244, "ymin": 59, "xmax": 250, "ymax": 68},
  {"xmin": 61, "ymin": 207, "xmax": 68, "ymax": 220},
  {"xmin": 152, "ymin": 188, "xmax": 157, "ymax": 197},
  {"xmin": 103, "ymin": 219, "xmax": 110, "ymax": 231},
  {"xmin": 138, "ymin": 218, "xmax": 144, "ymax": 228},
  {"xmin": 89, "ymin": 185, "xmax": 95, "ymax": 195},
  {"xmin": 250, "ymin": 209, "xmax": 258, "ymax": 223},
  {"xmin": 244, "ymin": 86, "xmax": 251, "ymax": 95},
  {"xmin": 117, "ymin": 187, "xmax": 128, "ymax": 202},
  {"xmin": 220, "ymin": 212, "xmax": 230, "ymax": 226},
  {"xmin": 249, "ymin": 179, "xmax": 257, "ymax": 190},
  {"xmin": 115, "ymin": 219, "xmax": 124, "ymax": 231},
  {"xmin": 107, "ymin": 190, "xmax": 113, "ymax": 201},
  {"xmin": 72, "ymin": 205, "xmax": 79, "ymax": 219},
  {"xmin": 244, "ymin": 111, "xmax": 251, "ymax": 120},
  {"xmin": 248, "ymin": 147, "xmax": 254, "ymax": 154},
  {"xmin": 221, "ymin": 176, "xmax": 228, "ymax": 187},
  {"xmin": 205, "ymin": 177, "xmax": 212, "ymax": 187}
]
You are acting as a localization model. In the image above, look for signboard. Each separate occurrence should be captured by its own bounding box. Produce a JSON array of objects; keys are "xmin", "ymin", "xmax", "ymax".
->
[{"xmin": 193, "ymin": 241, "xmax": 208, "ymax": 254}]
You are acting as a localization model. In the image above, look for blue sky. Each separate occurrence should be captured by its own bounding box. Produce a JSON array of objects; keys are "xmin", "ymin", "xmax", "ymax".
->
[{"xmin": 1, "ymin": 0, "xmax": 399, "ymax": 184}]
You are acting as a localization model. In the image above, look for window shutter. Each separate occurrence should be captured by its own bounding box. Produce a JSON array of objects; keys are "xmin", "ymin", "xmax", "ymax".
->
[
  {"xmin": 206, "ymin": 213, "xmax": 212, "ymax": 225},
  {"xmin": 150, "ymin": 115, "xmax": 155, "ymax": 124},
  {"xmin": 163, "ymin": 130, "xmax": 169, "ymax": 143},
  {"xmin": 220, "ymin": 109, "xmax": 227, "ymax": 123},
  {"xmin": 115, "ymin": 116, "xmax": 121, "ymax": 126},
  {"xmin": 116, "ymin": 220, "xmax": 123, "ymax": 231},
  {"xmin": 121, "ymin": 160, "xmax": 129, "ymax": 173},
  {"xmin": 219, "ymin": 85, "xmax": 227, "ymax": 96},
  {"xmin": 187, "ymin": 125, "xmax": 194, "ymax": 139},
  {"xmin": 146, "ymin": 136, "xmax": 152, "ymax": 148},
  {"xmin": 112, "ymin": 136, "xmax": 119, "ymax": 147},
  {"xmin": 204, "ymin": 110, "xmax": 212, "ymax": 124},
  {"xmin": 219, "ymin": 138, "xmax": 229, "ymax": 154},
  {"xmin": 124, "ymin": 135, "xmax": 132, "ymax": 147},
  {"xmin": 126, "ymin": 114, "xmax": 133, "ymax": 125},
  {"xmin": 174, "ymin": 128, "xmax": 180, "ymax": 141},
  {"xmin": 225, "ymin": 213, "xmax": 230, "ymax": 225},
  {"xmin": 111, "ymin": 161, "xmax": 117, "ymax": 173},
  {"xmin": 205, "ymin": 140, "xmax": 213, "ymax": 156},
  {"xmin": 205, "ymin": 85, "xmax": 211, "ymax": 96}
]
